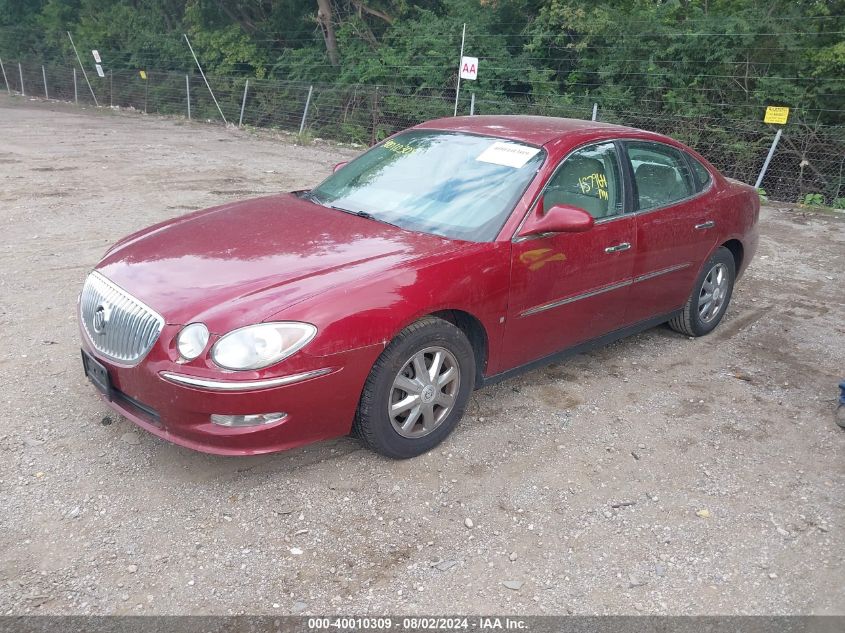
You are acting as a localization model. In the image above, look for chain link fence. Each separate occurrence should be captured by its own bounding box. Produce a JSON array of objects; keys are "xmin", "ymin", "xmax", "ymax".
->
[{"xmin": 2, "ymin": 57, "xmax": 843, "ymax": 205}]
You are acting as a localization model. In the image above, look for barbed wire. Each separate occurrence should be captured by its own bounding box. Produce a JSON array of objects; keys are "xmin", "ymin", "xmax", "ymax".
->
[
  {"xmin": 9, "ymin": 52, "xmax": 843, "ymax": 95},
  {"xmin": 2, "ymin": 58, "xmax": 842, "ymax": 207}
]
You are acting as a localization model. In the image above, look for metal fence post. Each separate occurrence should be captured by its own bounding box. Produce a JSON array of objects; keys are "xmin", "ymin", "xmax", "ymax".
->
[
  {"xmin": 591, "ymin": 103, "xmax": 598, "ymax": 121},
  {"xmin": 239, "ymin": 79, "xmax": 249, "ymax": 127},
  {"xmin": 184, "ymin": 33, "xmax": 227, "ymax": 125},
  {"xmin": 185, "ymin": 75, "xmax": 191, "ymax": 120},
  {"xmin": 41, "ymin": 65, "xmax": 48, "ymax": 99},
  {"xmin": 0, "ymin": 58, "xmax": 10, "ymax": 95},
  {"xmin": 371, "ymin": 86, "xmax": 380, "ymax": 146},
  {"xmin": 453, "ymin": 23, "xmax": 466, "ymax": 117},
  {"xmin": 73, "ymin": 68, "xmax": 78, "ymax": 104},
  {"xmin": 18, "ymin": 62, "xmax": 24, "ymax": 96},
  {"xmin": 470, "ymin": 92, "xmax": 475, "ymax": 116},
  {"xmin": 109, "ymin": 69, "xmax": 112, "ymax": 107},
  {"xmin": 67, "ymin": 31, "xmax": 98, "ymax": 106},
  {"xmin": 299, "ymin": 85, "xmax": 313, "ymax": 135},
  {"xmin": 754, "ymin": 128, "xmax": 783, "ymax": 190}
]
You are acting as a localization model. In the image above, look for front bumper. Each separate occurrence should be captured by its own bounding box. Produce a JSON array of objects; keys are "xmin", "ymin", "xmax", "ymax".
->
[{"xmin": 81, "ymin": 331, "xmax": 382, "ymax": 455}]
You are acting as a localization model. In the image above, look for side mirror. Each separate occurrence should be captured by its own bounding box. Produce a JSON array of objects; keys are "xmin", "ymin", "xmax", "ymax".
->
[
  {"xmin": 333, "ymin": 161, "xmax": 348, "ymax": 173},
  {"xmin": 518, "ymin": 200, "xmax": 595, "ymax": 237}
]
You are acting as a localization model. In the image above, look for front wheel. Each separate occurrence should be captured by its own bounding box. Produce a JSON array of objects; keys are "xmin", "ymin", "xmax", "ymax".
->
[
  {"xmin": 669, "ymin": 247, "xmax": 736, "ymax": 337},
  {"xmin": 354, "ymin": 317, "xmax": 475, "ymax": 459}
]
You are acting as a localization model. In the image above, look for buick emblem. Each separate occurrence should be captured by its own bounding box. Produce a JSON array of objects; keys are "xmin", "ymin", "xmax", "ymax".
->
[
  {"xmin": 421, "ymin": 384, "xmax": 436, "ymax": 403},
  {"xmin": 93, "ymin": 302, "xmax": 112, "ymax": 335}
]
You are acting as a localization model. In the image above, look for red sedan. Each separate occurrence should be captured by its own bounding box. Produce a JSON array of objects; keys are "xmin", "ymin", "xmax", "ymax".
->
[{"xmin": 79, "ymin": 116, "xmax": 759, "ymax": 458}]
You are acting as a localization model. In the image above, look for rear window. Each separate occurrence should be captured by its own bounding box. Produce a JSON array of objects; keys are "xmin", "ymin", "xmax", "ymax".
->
[
  {"xmin": 626, "ymin": 142, "xmax": 695, "ymax": 211},
  {"xmin": 687, "ymin": 154, "xmax": 713, "ymax": 192}
]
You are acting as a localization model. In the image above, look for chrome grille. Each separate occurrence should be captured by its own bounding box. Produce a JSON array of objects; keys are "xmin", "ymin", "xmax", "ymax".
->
[{"xmin": 80, "ymin": 272, "xmax": 164, "ymax": 365}]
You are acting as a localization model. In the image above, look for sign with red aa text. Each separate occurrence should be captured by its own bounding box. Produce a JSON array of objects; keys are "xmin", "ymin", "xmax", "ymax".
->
[{"xmin": 460, "ymin": 56, "xmax": 478, "ymax": 80}]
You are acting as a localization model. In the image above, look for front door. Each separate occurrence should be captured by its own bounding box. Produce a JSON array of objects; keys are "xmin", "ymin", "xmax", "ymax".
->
[{"xmin": 500, "ymin": 141, "xmax": 636, "ymax": 371}]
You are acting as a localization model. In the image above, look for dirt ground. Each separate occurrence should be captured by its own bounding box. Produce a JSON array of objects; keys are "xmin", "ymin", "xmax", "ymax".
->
[{"xmin": 0, "ymin": 97, "xmax": 843, "ymax": 616}]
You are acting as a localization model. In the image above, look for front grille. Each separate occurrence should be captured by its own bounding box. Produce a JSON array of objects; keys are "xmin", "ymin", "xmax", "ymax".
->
[{"xmin": 80, "ymin": 272, "xmax": 164, "ymax": 365}]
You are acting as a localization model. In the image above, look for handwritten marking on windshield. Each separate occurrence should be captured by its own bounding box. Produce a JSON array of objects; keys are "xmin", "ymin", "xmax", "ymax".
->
[{"xmin": 384, "ymin": 139, "xmax": 417, "ymax": 155}]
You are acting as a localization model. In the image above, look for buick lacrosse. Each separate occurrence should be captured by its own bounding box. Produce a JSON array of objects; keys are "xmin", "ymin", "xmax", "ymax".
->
[{"xmin": 79, "ymin": 115, "xmax": 759, "ymax": 458}]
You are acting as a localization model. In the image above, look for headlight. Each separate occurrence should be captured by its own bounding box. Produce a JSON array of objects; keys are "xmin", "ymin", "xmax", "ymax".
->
[
  {"xmin": 211, "ymin": 322, "xmax": 317, "ymax": 371},
  {"xmin": 176, "ymin": 323, "xmax": 210, "ymax": 360}
]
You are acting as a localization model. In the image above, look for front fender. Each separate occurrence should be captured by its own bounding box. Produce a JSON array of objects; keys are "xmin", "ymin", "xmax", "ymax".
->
[{"xmin": 272, "ymin": 243, "xmax": 512, "ymax": 373}]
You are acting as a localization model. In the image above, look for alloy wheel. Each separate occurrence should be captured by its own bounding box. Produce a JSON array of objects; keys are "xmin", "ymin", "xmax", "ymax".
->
[
  {"xmin": 699, "ymin": 262, "xmax": 729, "ymax": 323},
  {"xmin": 388, "ymin": 346, "xmax": 461, "ymax": 438}
]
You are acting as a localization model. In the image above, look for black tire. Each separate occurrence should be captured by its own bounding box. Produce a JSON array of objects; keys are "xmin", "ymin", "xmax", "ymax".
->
[
  {"xmin": 669, "ymin": 246, "xmax": 736, "ymax": 337},
  {"xmin": 353, "ymin": 316, "xmax": 476, "ymax": 459}
]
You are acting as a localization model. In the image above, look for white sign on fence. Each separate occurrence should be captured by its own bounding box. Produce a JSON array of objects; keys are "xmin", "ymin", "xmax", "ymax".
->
[
  {"xmin": 92, "ymin": 50, "xmax": 101, "ymax": 63},
  {"xmin": 460, "ymin": 56, "xmax": 478, "ymax": 80},
  {"xmin": 95, "ymin": 64, "xmax": 105, "ymax": 78}
]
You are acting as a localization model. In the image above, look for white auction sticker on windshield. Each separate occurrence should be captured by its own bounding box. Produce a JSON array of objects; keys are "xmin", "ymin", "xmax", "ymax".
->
[{"xmin": 476, "ymin": 142, "xmax": 541, "ymax": 168}]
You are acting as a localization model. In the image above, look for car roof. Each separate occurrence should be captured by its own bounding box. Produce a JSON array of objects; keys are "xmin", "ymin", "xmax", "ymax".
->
[{"xmin": 414, "ymin": 115, "xmax": 643, "ymax": 147}]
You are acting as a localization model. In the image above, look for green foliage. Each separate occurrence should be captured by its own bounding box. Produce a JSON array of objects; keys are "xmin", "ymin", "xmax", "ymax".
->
[
  {"xmin": 523, "ymin": 0, "xmax": 844, "ymax": 122},
  {"xmin": 1, "ymin": 0, "xmax": 842, "ymax": 203},
  {"xmin": 802, "ymin": 193, "xmax": 825, "ymax": 206},
  {"xmin": 757, "ymin": 188, "xmax": 768, "ymax": 202},
  {"xmin": 4, "ymin": 0, "xmax": 841, "ymax": 123},
  {"xmin": 833, "ymin": 198, "xmax": 845, "ymax": 210}
]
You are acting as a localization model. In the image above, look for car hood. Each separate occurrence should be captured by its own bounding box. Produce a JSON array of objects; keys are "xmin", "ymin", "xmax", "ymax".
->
[{"xmin": 95, "ymin": 193, "xmax": 458, "ymax": 329}]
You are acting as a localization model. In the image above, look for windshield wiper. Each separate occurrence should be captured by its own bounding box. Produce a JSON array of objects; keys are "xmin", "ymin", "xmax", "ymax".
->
[
  {"xmin": 327, "ymin": 205, "xmax": 399, "ymax": 228},
  {"xmin": 303, "ymin": 190, "xmax": 323, "ymax": 205}
]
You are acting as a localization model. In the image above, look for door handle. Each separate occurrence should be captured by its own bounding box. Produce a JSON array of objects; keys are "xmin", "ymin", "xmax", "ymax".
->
[
  {"xmin": 695, "ymin": 220, "xmax": 716, "ymax": 230},
  {"xmin": 605, "ymin": 242, "xmax": 631, "ymax": 253}
]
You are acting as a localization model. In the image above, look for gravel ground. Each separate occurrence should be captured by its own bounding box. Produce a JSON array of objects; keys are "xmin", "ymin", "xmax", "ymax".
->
[{"xmin": 1, "ymin": 97, "xmax": 843, "ymax": 616}]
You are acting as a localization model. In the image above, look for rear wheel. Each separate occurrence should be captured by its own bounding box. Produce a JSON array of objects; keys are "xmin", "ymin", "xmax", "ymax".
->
[
  {"xmin": 669, "ymin": 247, "xmax": 736, "ymax": 337},
  {"xmin": 354, "ymin": 317, "xmax": 475, "ymax": 459}
]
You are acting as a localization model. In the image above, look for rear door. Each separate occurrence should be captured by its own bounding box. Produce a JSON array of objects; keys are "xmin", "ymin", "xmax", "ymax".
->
[
  {"xmin": 501, "ymin": 141, "xmax": 636, "ymax": 370},
  {"xmin": 622, "ymin": 141, "xmax": 718, "ymax": 324}
]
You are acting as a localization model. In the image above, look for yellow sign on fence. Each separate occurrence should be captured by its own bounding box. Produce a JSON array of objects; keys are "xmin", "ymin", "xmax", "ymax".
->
[
  {"xmin": 139, "ymin": 70, "xmax": 147, "ymax": 80},
  {"xmin": 764, "ymin": 106, "xmax": 789, "ymax": 125}
]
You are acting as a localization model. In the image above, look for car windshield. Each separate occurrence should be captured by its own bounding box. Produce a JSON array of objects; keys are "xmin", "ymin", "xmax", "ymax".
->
[{"xmin": 307, "ymin": 131, "xmax": 546, "ymax": 241}]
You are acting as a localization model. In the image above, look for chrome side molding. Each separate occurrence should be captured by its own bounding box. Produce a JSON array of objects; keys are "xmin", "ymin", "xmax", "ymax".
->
[{"xmin": 520, "ymin": 262, "xmax": 691, "ymax": 317}]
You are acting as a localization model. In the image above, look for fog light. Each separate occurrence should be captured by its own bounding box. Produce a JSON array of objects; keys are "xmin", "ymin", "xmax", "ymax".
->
[{"xmin": 210, "ymin": 412, "xmax": 287, "ymax": 427}]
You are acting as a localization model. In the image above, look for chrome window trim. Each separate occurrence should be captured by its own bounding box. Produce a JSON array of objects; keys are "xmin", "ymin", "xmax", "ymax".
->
[
  {"xmin": 519, "ymin": 262, "xmax": 691, "ymax": 318},
  {"xmin": 160, "ymin": 368, "xmax": 333, "ymax": 391}
]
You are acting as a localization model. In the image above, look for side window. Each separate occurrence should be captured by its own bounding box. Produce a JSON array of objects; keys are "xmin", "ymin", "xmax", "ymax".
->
[
  {"xmin": 626, "ymin": 142, "xmax": 695, "ymax": 211},
  {"xmin": 687, "ymin": 154, "xmax": 713, "ymax": 192},
  {"xmin": 542, "ymin": 142, "xmax": 623, "ymax": 220}
]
